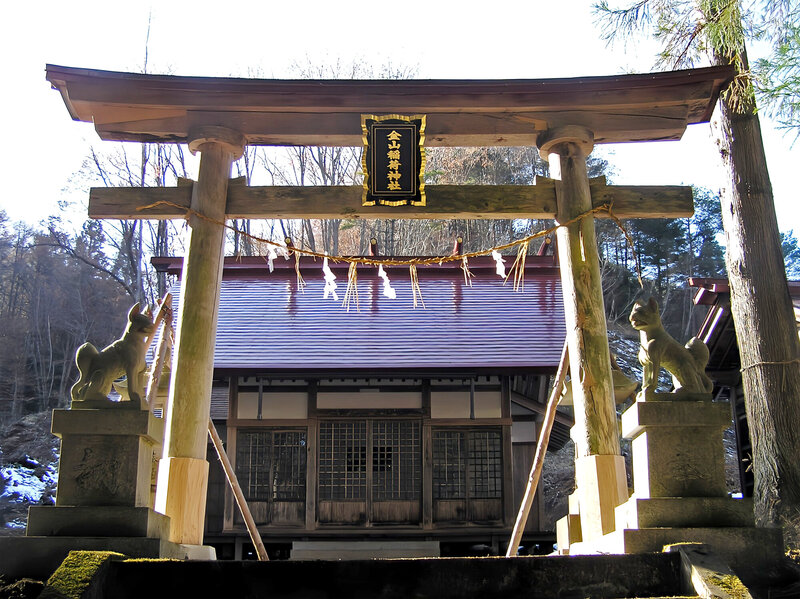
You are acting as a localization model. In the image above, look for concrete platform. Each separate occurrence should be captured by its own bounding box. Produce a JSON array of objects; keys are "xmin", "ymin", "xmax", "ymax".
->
[
  {"xmin": 569, "ymin": 525, "xmax": 784, "ymax": 581},
  {"xmin": 0, "ymin": 536, "xmax": 215, "ymax": 580},
  {"xmin": 290, "ymin": 540, "xmax": 440, "ymax": 560},
  {"xmin": 53, "ymin": 552, "xmax": 686, "ymax": 599}
]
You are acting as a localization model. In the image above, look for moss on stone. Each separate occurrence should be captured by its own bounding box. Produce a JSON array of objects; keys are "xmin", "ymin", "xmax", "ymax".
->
[
  {"xmin": 0, "ymin": 576, "xmax": 44, "ymax": 599},
  {"xmin": 709, "ymin": 573, "xmax": 751, "ymax": 599},
  {"xmin": 39, "ymin": 551, "xmax": 125, "ymax": 599}
]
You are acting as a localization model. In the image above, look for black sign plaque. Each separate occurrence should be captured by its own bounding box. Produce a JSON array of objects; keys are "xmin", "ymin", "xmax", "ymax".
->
[{"xmin": 361, "ymin": 114, "xmax": 426, "ymax": 206}]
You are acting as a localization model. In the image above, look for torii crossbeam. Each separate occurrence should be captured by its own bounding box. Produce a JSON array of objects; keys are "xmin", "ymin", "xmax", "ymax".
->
[{"xmin": 47, "ymin": 63, "xmax": 733, "ymax": 550}]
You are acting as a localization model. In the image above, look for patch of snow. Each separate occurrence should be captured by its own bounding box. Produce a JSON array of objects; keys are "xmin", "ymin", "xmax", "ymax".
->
[
  {"xmin": 6, "ymin": 518, "xmax": 26, "ymax": 529},
  {"xmin": 1, "ymin": 462, "xmax": 57, "ymax": 504}
]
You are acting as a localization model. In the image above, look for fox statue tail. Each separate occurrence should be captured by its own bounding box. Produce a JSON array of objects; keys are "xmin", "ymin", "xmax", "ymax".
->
[
  {"xmin": 70, "ymin": 342, "xmax": 99, "ymax": 401},
  {"xmin": 685, "ymin": 337, "xmax": 713, "ymax": 393}
]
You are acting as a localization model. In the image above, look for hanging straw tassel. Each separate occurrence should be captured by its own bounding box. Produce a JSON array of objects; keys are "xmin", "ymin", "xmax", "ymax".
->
[
  {"xmin": 409, "ymin": 264, "xmax": 425, "ymax": 309},
  {"xmin": 342, "ymin": 262, "xmax": 359, "ymax": 312},
  {"xmin": 294, "ymin": 253, "xmax": 306, "ymax": 293},
  {"xmin": 504, "ymin": 240, "xmax": 529, "ymax": 292},
  {"xmin": 461, "ymin": 256, "xmax": 474, "ymax": 287}
]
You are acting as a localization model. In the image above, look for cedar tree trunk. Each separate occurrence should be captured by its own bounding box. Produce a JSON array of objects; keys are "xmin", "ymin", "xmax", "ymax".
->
[{"xmin": 716, "ymin": 50, "xmax": 800, "ymax": 534}]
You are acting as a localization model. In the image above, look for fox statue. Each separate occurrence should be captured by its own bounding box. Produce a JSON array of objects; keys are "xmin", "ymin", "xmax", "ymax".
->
[
  {"xmin": 70, "ymin": 303, "xmax": 155, "ymax": 408},
  {"xmin": 629, "ymin": 297, "xmax": 712, "ymax": 400}
]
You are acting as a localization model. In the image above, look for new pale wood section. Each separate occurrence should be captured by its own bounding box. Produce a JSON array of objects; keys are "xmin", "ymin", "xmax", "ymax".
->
[
  {"xmin": 574, "ymin": 454, "xmax": 628, "ymax": 540},
  {"xmin": 154, "ymin": 456, "xmax": 209, "ymax": 545},
  {"xmin": 89, "ymin": 181, "xmax": 692, "ymax": 221},
  {"xmin": 208, "ymin": 420, "xmax": 268, "ymax": 561}
]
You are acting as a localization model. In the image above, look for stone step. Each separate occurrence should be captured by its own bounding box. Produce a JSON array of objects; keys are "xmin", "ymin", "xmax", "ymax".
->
[
  {"xmin": 48, "ymin": 552, "xmax": 687, "ymax": 599},
  {"xmin": 290, "ymin": 540, "xmax": 440, "ymax": 560}
]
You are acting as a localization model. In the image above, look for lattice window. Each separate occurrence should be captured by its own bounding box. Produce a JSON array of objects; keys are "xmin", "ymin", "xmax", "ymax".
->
[
  {"xmin": 319, "ymin": 420, "xmax": 367, "ymax": 500},
  {"xmin": 236, "ymin": 429, "xmax": 306, "ymax": 502},
  {"xmin": 469, "ymin": 430, "xmax": 502, "ymax": 499},
  {"xmin": 432, "ymin": 430, "xmax": 466, "ymax": 499},
  {"xmin": 372, "ymin": 420, "xmax": 421, "ymax": 501},
  {"xmin": 272, "ymin": 431, "xmax": 307, "ymax": 501},
  {"xmin": 236, "ymin": 430, "xmax": 273, "ymax": 501},
  {"xmin": 433, "ymin": 428, "xmax": 502, "ymax": 500}
]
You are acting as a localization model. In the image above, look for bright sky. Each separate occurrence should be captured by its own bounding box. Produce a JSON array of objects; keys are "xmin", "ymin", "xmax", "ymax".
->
[{"xmin": 2, "ymin": 1, "xmax": 797, "ymax": 232}]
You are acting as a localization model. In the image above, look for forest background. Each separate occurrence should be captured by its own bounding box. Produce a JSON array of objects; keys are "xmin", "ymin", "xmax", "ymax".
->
[{"xmin": 0, "ymin": 139, "xmax": 797, "ymax": 421}]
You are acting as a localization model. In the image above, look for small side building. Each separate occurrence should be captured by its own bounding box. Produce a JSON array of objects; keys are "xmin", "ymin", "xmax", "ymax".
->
[
  {"xmin": 154, "ymin": 254, "xmax": 572, "ymax": 559},
  {"xmin": 691, "ymin": 277, "xmax": 800, "ymax": 498}
]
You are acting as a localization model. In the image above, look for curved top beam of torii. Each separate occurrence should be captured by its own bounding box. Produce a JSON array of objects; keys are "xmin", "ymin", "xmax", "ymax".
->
[{"xmin": 45, "ymin": 64, "xmax": 733, "ymax": 147}]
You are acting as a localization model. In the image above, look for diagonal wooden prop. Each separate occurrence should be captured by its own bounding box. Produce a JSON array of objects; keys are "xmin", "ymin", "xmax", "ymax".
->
[{"xmin": 506, "ymin": 340, "xmax": 569, "ymax": 557}]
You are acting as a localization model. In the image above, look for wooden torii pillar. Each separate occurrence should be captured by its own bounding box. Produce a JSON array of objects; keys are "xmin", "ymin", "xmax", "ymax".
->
[
  {"xmin": 538, "ymin": 126, "xmax": 626, "ymax": 541},
  {"xmin": 154, "ymin": 126, "xmax": 245, "ymax": 545},
  {"xmin": 45, "ymin": 64, "xmax": 733, "ymax": 551}
]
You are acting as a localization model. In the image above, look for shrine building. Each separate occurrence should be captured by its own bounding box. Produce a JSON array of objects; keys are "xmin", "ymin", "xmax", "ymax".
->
[{"xmin": 152, "ymin": 253, "xmax": 572, "ymax": 559}]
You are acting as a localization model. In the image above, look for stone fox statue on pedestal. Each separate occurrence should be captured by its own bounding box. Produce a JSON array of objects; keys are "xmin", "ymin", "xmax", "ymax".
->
[
  {"xmin": 629, "ymin": 297, "xmax": 713, "ymax": 400},
  {"xmin": 70, "ymin": 303, "xmax": 155, "ymax": 407}
]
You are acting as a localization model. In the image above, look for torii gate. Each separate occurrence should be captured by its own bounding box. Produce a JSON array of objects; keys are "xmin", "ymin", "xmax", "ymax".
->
[{"xmin": 46, "ymin": 64, "xmax": 733, "ymax": 549}]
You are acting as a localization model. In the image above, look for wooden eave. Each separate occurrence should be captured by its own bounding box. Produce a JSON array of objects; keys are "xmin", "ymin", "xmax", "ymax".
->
[{"xmin": 46, "ymin": 64, "xmax": 734, "ymax": 147}]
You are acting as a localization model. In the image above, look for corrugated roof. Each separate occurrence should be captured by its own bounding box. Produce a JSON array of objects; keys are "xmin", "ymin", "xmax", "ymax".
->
[
  {"xmin": 210, "ymin": 386, "xmax": 229, "ymax": 420},
  {"xmin": 165, "ymin": 257, "xmax": 565, "ymax": 373}
]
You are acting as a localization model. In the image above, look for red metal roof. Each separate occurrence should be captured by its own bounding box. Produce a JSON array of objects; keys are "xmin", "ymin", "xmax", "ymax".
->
[{"xmin": 159, "ymin": 256, "xmax": 565, "ymax": 374}]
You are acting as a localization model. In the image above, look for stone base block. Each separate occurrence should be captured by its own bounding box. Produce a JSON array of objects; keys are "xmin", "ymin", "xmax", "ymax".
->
[
  {"xmin": 569, "ymin": 526, "xmax": 783, "ymax": 581},
  {"xmin": 0, "ymin": 536, "xmax": 216, "ymax": 580},
  {"xmin": 290, "ymin": 541, "xmax": 440, "ymax": 560},
  {"xmin": 163, "ymin": 542, "xmax": 217, "ymax": 561},
  {"xmin": 52, "ymin": 408, "xmax": 163, "ymax": 442},
  {"xmin": 621, "ymin": 400, "xmax": 731, "ymax": 437},
  {"xmin": 616, "ymin": 497, "xmax": 754, "ymax": 529},
  {"xmin": 27, "ymin": 505, "xmax": 170, "ymax": 539}
]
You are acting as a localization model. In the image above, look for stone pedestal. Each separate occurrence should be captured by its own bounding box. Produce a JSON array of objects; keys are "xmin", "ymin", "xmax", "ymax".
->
[
  {"xmin": 0, "ymin": 408, "xmax": 215, "ymax": 580},
  {"xmin": 49, "ymin": 408, "xmax": 162, "ymax": 510},
  {"xmin": 567, "ymin": 400, "xmax": 784, "ymax": 579},
  {"xmin": 624, "ymin": 400, "xmax": 729, "ymax": 500}
]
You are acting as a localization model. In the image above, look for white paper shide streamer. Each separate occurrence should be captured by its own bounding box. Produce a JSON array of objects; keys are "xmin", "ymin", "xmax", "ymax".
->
[
  {"xmin": 267, "ymin": 247, "xmax": 278, "ymax": 272},
  {"xmin": 378, "ymin": 265, "xmax": 397, "ymax": 299},
  {"xmin": 322, "ymin": 256, "xmax": 339, "ymax": 301},
  {"xmin": 492, "ymin": 250, "xmax": 506, "ymax": 278}
]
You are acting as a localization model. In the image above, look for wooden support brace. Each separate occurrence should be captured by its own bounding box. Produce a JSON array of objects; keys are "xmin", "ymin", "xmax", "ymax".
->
[
  {"xmin": 506, "ymin": 341, "xmax": 569, "ymax": 557},
  {"xmin": 208, "ymin": 419, "xmax": 268, "ymax": 561}
]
